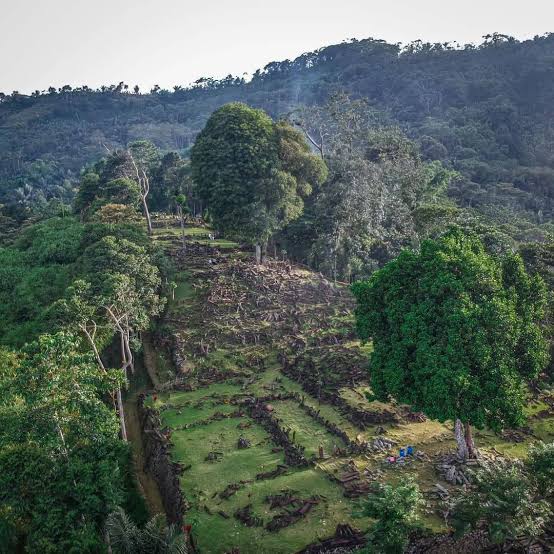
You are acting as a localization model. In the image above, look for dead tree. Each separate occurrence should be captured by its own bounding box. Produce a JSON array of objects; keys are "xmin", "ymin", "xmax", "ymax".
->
[
  {"xmin": 104, "ymin": 305, "xmax": 135, "ymax": 441},
  {"xmin": 130, "ymin": 153, "xmax": 153, "ymax": 236}
]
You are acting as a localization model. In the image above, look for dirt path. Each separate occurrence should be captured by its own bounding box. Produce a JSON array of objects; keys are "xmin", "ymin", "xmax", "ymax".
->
[{"xmin": 124, "ymin": 355, "xmax": 165, "ymax": 516}]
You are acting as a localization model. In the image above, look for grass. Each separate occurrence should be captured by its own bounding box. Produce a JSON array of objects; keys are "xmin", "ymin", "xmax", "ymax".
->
[
  {"xmin": 270, "ymin": 400, "xmax": 346, "ymax": 458},
  {"xmin": 143, "ymin": 218, "xmax": 554, "ymax": 552},
  {"xmin": 148, "ymin": 348, "xmax": 554, "ymax": 554},
  {"xmin": 153, "ymin": 224, "xmax": 239, "ymax": 249},
  {"xmin": 188, "ymin": 468, "xmax": 365, "ymax": 554},
  {"xmin": 151, "ymin": 378, "xmax": 368, "ymax": 554}
]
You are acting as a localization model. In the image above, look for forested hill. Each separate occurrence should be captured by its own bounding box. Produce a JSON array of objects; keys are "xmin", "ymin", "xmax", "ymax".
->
[{"xmin": 1, "ymin": 33, "xmax": 554, "ymax": 218}]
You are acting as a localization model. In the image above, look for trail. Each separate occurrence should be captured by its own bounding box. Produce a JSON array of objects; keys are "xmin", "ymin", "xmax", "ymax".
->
[{"xmin": 124, "ymin": 347, "xmax": 165, "ymax": 516}]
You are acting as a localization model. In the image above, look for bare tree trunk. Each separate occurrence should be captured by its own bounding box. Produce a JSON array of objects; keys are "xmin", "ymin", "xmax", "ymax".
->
[
  {"xmin": 124, "ymin": 322, "xmax": 135, "ymax": 373},
  {"xmin": 295, "ymin": 123, "xmax": 324, "ymax": 160},
  {"xmin": 455, "ymin": 418, "xmax": 468, "ymax": 461},
  {"xmin": 105, "ymin": 308, "xmax": 132, "ymax": 441},
  {"xmin": 254, "ymin": 244, "xmax": 262, "ymax": 265},
  {"xmin": 178, "ymin": 206, "xmax": 186, "ymax": 249},
  {"xmin": 141, "ymin": 194, "xmax": 153, "ymax": 235},
  {"xmin": 79, "ymin": 323, "xmax": 105, "ymax": 371},
  {"xmin": 116, "ymin": 387, "xmax": 127, "ymax": 441},
  {"xmin": 130, "ymin": 153, "xmax": 152, "ymax": 236},
  {"xmin": 464, "ymin": 422, "xmax": 478, "ymax": 459}
]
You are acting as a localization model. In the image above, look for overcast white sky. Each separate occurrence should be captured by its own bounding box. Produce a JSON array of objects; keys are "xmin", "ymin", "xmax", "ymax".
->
[{"xmin": 1, "ymin": 0, "xmax": 553, "ymax": 94}]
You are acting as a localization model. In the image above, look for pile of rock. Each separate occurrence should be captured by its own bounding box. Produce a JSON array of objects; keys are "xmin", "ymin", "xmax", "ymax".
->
[
  {"xmin": 265, "ymin": 497, "xmax": 320, "ymax": 532},
  {"xmin": 237, "ymin": 436, "xmax": 251, "ymax": 449},
  {"xmin": 435, "ymin": 453, "xmax": 480, "ymax": 485},
  {"xmin": 368, "ymin": 436, "xmax": 398, "ymax": 452},
  {"xmin": 234, "ymin": 504, "xmax": 263, "ymax": 527},
  {"xmin": 298, "ymin": 524, "xmax": 367, "ymax": 553}
]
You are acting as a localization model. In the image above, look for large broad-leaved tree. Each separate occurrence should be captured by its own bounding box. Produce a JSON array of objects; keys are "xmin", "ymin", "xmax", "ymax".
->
[
  {"xmin": 352, "ymin": 228, "xmax": 548, "ymax": 459},
  {"xmin": 190, "ymin": 102, "xmax": 327, "ymax": 263}
]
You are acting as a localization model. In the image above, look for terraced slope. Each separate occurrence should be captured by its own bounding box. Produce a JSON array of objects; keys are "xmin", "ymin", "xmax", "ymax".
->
[{"xmin": 140, "ymin": 220, "xmax": 554, "ymax": 554}]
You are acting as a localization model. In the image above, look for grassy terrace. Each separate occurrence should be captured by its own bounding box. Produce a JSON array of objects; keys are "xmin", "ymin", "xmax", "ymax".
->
[
  {"xmin": 148, "ymin": 380, "xmax": 366, "ymax": 554},
  {"xmin": 142, "ymin": 220, "xmax": 554, "ymax": 553}
]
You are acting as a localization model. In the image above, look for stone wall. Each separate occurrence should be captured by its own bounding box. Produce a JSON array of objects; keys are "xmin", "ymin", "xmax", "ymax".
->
[{"xmin": 137, "ymin": 394, "xmax": 186, "ymax": 525}]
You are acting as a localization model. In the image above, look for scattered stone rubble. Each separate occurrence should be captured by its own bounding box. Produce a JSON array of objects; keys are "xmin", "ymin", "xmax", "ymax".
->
[{"xmin": 298, "ymin": 524, "xmax": 366, "ymax": 553}]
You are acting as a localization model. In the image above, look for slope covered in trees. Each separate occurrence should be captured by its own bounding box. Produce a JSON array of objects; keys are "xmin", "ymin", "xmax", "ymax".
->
[
  {"xmin": 1, "ymin": 33, "xmax": 553, "ymax": 224},
  {"xmin": 1, "ymin": 36, "xmax": 554, "ymax": 550}
]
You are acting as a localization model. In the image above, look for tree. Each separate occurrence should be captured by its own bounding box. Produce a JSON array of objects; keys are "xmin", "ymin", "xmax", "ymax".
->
[
  {"xmin": 74, "ymin": 171, "xmax": 141, "ymax": 223},
  {"xmin": 356, "ymin": 477, "xmax": 424, "ymax": 554},
  {"xmin": 281, "ymin": 96, "xmax": 455, "ymax": 281},
  {"xmin": 81, "ymin": 236, "xmax": 165, "ymax": 440},
  {"xmin": 54, "ymin": 279, "xmax": 107, "ymax": 371},
  {"xmin": 99, "ymin": 178, "xmax": 141, "ymax": 210},
  {"xmin": 149, "ymin": 152, "xmax": 189, "ymax": 212},
  {"xmin": 93, "ymin": 203, "xmax": 142, "ymax": 225},
  {"xmin": 74, "ymin": 172, "xmax": 100, "ymax": 220},
  {"xmin": 105, "ymin": 508, "xmax": 187, "ymax": 554},
  {"xmin": 0, "ymin": 333, "xmax": 126, "ymax": 551},
  {"xmin": 175, "ymin": 193, "xmax": 189, "ymax": 249},
  {"xmin": 191, "ymin": 102, "xmax": 326, "ymax": 263},
  {"xmin": 526, "ymin": 441, "xmax": 554, "ymax": 497},
  {"xmin": 129, "ymin": 140, "xmax": 161, "ymax": 236},
  {"xmin": 451, "ymin": 461, "xmax": 551, "ymax": 544},
  {"xmin": 352, "ymin": 228, "xmax": 549, "ymax": 459},
  {"xmin": 0, "ymin": 216, "xmax": 84, "ymax": 347}
]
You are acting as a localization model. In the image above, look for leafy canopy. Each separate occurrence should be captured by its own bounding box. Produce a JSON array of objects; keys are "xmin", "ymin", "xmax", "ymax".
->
[
  {"xmin": 451, "ymin": 461, "xmax": 552, "ymax": 544},
  {"xmin": 0, "ymin": 333, "xmax": 126, "ymax": 552},
  {"xmin": 352, "ymin": 227, "xmax": 548, "ymax": 430},
  {"xmin": 191, "ymin": 102, "xmax": 327, "ymax": 245},
  {"xmin": 356, "ymin": 477, "xmax": 424, "ymax": 554}
]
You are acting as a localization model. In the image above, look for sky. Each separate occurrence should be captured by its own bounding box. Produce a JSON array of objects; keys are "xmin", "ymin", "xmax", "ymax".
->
[{"xmin": 1, "ymin": 0, "xmax": 553, "ymax": 94}]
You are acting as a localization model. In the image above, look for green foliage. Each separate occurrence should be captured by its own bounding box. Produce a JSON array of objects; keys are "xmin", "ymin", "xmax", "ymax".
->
[
  {"xmin": 0, "ymin": 158, "xmax": 170, "ymax": 551},
  {"xmin": 81, "ymin": 235, "xmax": 165, "ymax": 326},
  {"xmin": 191, "ymin": 103, "xmax": 326, "ymax": 246},
  {"xmin": 451, "ymin": 461, "xmax": 552, "ymax": 544},
  {"xmin": 74, "ymin": 172, "xmax": 100, "ymax": 217},
  {"xmin": 105, "ymin": 508, "xmax": 187, "ymax": 554},
  {"xmin": 356, "ymin": 477, "xmax": 424, "ymax": 554},
  {"xmin": 0, "ymin": 217, "xmax": 83, "ymax": 346},
  {"xmin": 97, "ymin": 178, "xmax": 141, "ymax": 209},
  {"xmin": 351, "ymin": 228, "xmax": 549, "ymax": 431},
  {"xmin": 0, "ymin": 333, "xmax": 127, "ymax": 552},
  {"xmin": 279, "ymin": 96, "xmax": 456, "ymax": 280},
  {"xmin": 526, "ymin": 442, "xmax": 554, "ymax": 497},
  {"xmin": 151, "ymin": 155, "xmax": 191, "ymax": 212},
  {"xmin": 3, "ymin": 34, "xmax": 554, "ymax": 233}
]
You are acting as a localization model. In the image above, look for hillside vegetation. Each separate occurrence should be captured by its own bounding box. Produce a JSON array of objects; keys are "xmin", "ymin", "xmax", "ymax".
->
[
  {"xmin": 1, "ymin": 33, "xmax": 554, "ymax": 223},
  {"xmin": 1, "ymin": 36, "xmax": 554, "ymax": 553},
  {"xmin": 143, "ymin": 220, "xmax": 554, "ymax": 553}
]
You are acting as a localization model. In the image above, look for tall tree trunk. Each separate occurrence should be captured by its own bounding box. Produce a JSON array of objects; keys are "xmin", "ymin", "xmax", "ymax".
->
[
  {"xmin": 178, "ymin": 206, "xmax": 186, "ymax": 249},
  {"xmin": 455, "ymin": 418, "xmax": 468, "ymax": 460},
  {"xmin": 116, "ymin": 388, "xmax": 127, "ymax": 441},
  {"xmin": 142, "ymin": 196, "xmax": 153, "ymax": 236},
  {"xmin": 79, "ymin": 323, "xmax": 105, "ymax": 371},
  {"xmin": 464, "ymin": 422, "xmax": 478, "ymax": 459},
  {"xmin": 254, "ymin": 244, "xmax": 262, "ymax": 265},
  {"xmin": 130, "ymin": 154, "xmax": 152, "ymax": 236},
  {"xmin": 123, "ymin": 325, "xmax": 134, "ymax": 373}
]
